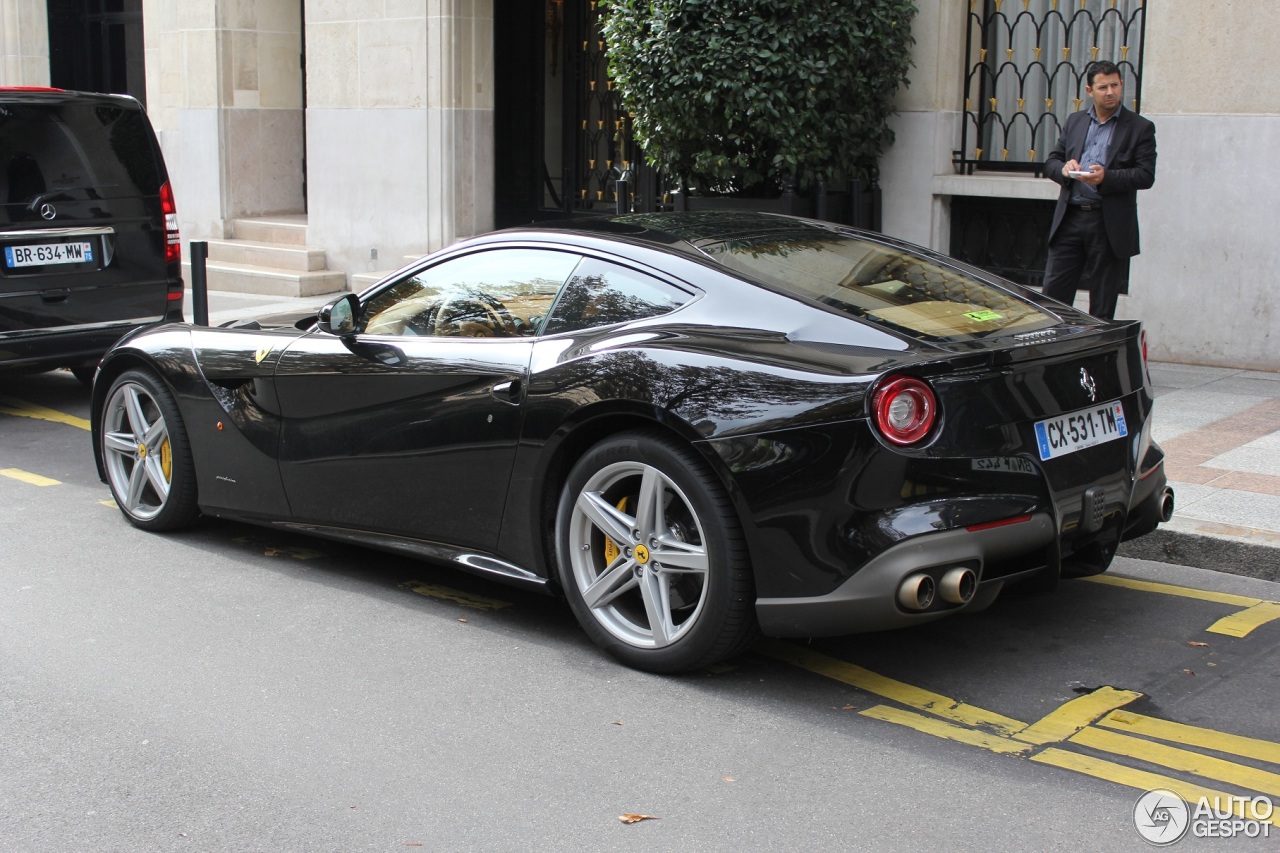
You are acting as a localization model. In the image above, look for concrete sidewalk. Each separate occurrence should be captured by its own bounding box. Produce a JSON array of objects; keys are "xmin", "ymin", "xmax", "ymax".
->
[
  {"xmin": 1117, "ymin": 363, "xmax": 1280, "ymax": 580},
  {"xmin": 185, "ymin": 288, "xmax": 1280, "ymax": 580}
]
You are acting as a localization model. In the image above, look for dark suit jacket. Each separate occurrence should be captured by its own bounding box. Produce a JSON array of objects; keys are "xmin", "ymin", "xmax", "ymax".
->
[{"xmin": 1045, "ymin": 106, "xmax": 1157, "ymax": 258}]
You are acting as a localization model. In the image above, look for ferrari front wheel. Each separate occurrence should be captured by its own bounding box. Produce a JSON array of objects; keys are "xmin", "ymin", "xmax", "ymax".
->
[
  {"xmin": 100, "ymin": 368, "xmax": 198, "ymax": 531},
  {"xmin": 556, "ymin": 431, "xmax": 756, "ymax": 673}
]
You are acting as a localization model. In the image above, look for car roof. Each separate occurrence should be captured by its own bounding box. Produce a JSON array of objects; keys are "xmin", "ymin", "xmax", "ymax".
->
[
  {"xmin": 0, "ymin": 87, "xmax": 144, "ymax": 109},
  {"xmin": 498, "ymin": 211, "xmax": 851, "ymax": 259}
]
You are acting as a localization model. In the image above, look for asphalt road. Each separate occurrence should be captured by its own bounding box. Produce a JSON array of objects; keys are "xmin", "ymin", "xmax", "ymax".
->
[{"xmin": 3, "ymin": 369, "xmax": 1279, "ymax": 852}]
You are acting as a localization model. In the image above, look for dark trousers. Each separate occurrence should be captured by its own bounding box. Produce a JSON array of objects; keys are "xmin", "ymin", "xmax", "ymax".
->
[{"xmin": 1042, "ymin": 206, "xmax": 1126, "ymax": 320}]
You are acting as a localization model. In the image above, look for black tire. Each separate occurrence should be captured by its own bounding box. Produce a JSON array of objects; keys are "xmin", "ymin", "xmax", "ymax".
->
[
  {"xmin": 70, "ymin": 365, "xmax": 96, "ymax": 386},
  {"xmin": 99, "ymin": 368, "xmax": 199, "ymax": 531},
  {"xmin": 555, "ymin": 430, "xmax": 756, "ymax": 673}
]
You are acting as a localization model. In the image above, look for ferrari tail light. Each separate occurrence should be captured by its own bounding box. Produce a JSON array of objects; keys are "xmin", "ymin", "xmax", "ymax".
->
[
  {"xmin": 1139, "ymin": 328, "xmax": 1152, "ymax": 386},
  {"xmin": 872, "ymin": 375, "xmax": 937, "ymax": 446},
  {"xmin": 160, "ymin": 180, "xmax": 181, "ymax": 265}
]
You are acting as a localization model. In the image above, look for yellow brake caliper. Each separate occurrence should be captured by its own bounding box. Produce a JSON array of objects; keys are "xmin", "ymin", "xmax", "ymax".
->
[
  {"xmin": 603, "ymin": 496, "xmax": 629, "ymax": 564},
  {"xmin": 160, "ymin": 438, "xmax": 172, "ymax": 482}
]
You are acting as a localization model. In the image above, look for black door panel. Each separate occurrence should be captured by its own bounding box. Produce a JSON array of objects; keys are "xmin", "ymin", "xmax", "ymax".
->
[{"xmin": 274, "ymin": 333, "xmax": 533, "ymax": 551}]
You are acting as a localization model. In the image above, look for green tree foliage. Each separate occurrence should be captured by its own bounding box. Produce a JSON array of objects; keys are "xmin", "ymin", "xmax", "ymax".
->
[{"xmin": 601, "ymin": 0, "xmax": 917, "ymax": 196}]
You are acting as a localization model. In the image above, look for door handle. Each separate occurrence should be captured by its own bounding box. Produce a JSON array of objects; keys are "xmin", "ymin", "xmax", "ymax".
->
[{"xmin": 491, "ymin": 379, "xmax": 523, "ymax": 403}]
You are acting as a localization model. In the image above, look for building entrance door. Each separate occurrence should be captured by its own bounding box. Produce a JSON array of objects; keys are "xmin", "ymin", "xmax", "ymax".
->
[
  {"xmin": 494, "ymin": 0, "xmax": 640, "ymax": 228},
  {"xmin": 47, "ymin": 0, "xmax": 146, "ymax": 104}
]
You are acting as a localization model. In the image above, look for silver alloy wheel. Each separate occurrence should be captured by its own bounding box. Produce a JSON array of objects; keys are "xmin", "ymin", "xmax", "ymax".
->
[
  {"xmin": 566, "ymin": 460, "xmax": 711, "ymax": 648},
  {"xmin": 101, "ymin": 380, "xmax": 173, "ymax": 521}
]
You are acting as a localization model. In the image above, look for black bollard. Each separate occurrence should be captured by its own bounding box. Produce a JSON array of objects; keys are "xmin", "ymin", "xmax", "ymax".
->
[
  {"xmin": 190, "ymin": 240, "xmax": 208, "ymax": 326},
  {"xmin": 615, "ymin": 178, "xmax": 629, "ymax": 215}
]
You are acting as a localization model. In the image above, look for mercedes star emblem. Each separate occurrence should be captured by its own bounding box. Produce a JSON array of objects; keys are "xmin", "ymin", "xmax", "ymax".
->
[
  {"xmin": 40, "ymin": 203, "xmax": 57, "ymax": 220},
  {"xmin": 1080, "ymin": 367, "xmax": 1098, "ymax": 402}
]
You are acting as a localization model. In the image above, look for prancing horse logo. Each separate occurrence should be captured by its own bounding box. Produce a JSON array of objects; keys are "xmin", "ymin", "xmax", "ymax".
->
[{"xmin": 1079, "ymin": 367, "xmax": 1097, "ymax": 402}]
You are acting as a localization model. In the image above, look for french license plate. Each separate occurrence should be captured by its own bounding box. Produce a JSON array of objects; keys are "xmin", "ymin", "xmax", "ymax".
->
[
  {"xmin": 1034, "ymin": 401, "xmax": 1127, "ymax": 461},
  {"xmin": 4, "ymin": 241, "xmax": 94, "ymax": 268}
]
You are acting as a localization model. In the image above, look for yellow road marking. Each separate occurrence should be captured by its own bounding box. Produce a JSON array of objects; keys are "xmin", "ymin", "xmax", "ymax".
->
[
  {"xmin": 1100, "ymin": 710, "xmax": 1280, "ymax": 765},
  {"xmin": 757, "ymin": 640, "xmax": 1026, "ymax": 736},
  {"xmin": 768, "ymin": 639, "xmax": 1280, "ymax": 804},
  {"xmin": 230, "ymin": 536, "xmax": 325, "ymax": 561},
  {"xmin": 402, "ymin": 581, "xmax": 512, "ymax": 611},
  {"xmin": 1083, "ymin": 574, "xmax": 1262, "ymax": 609},
  {"xmin": 1084, "ymin": 574, "xmax": 1280, "ymax": 638},
  {"xmin": 859, "ymin": 705, "xmax": 1031, "ymax": 755},
  {"xmin": 0, "ymin": 395, "xmax": 91, "ymax": 431},
  {"xmin": 1070, "ymin": 726, "xmax": 1280, "ymax": 799},
  {"xmin": 1032, "ymin": 748, "xmax": 1280, "ymax": 827},
  {"xmin": 0, "ymin": 468, "xmax": 61, "ymax": 486},
  {"xmin": 1207, "ymin": 601, "xmax": 1280, "ymax": 637},
  {"xmin": 1011, "ymin": 686, "xmax": 1142, "ymax": 745}
]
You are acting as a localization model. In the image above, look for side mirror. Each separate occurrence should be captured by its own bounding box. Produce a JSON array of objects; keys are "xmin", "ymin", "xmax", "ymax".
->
[{"xmin": 317, "ymin": 293, "xmax": 359, "ymax": 336}]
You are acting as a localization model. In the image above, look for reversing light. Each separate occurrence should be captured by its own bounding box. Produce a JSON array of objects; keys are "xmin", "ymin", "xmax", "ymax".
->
[
  {"xmin": 159, "ymin": 181, "xmax": 181, "ymax": 265},
  {"xmin": 872, "ymin": 375, "xmax": 937, "ymax": 446}
]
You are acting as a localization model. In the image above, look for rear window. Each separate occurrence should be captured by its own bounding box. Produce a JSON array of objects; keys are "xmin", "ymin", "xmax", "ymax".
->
[
  {"xmin": 1, "ymin": 99, "xmax": 162, "ymax": 207},
  {"xmin": 702, "ymin": 231, "xmax": 1058, "ymax": 342}
]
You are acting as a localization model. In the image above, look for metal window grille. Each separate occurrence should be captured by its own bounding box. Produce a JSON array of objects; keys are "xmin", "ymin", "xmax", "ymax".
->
[{"xmin": 957, "ymin": 0, "xmax": 1146, "ymax": 175}]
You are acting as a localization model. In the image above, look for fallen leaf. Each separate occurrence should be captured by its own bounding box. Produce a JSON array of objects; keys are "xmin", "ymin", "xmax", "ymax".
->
[
  {"xmin": 457, "ymin": 618, "xmax": 468, "ymax": 623},
  {"xmin": 619, "ymin": 813, "xmax": 659, "ymax": 824},
  {"xmin": 723, "ymin": 776, "xmax": 736, "ymax": 783},
  {"xmin": 610, "ymin": 721, "xmax": 624, "ymax": 726},
  {"xmin": 263, "ymin": 549, "xmax": 283, "ymax": 557},
  {"xmin": 1187, "ymin": 641, "xmax": 1209, "ymax": 647},
  {"xmin": 840, "ymin": 705, "xmax": 858, "ymax": 711},
  {"xmin": 1183, "ymin": 669, "xmax": 1195, "ymax": 676}
]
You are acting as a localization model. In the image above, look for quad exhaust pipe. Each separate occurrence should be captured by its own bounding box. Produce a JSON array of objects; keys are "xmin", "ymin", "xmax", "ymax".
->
[
  {"xmin": 939, "ymin": 567, "xmax": 977, "ymax": 604},
  {"xmin": 898, "ymin": 567, "xmax": 977, "ymax": 612},
  {"xmin": 897, "ymin": 573, "xmax": 936, "ymax": 611}
]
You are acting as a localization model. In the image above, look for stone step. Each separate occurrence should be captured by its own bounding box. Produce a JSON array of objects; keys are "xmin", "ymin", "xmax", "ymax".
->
[
  {"xmin": 351, "ymin": 269, "xmax": 399, "ymax": 291},
  {"xmin": 230, "ymin": 215, "xmax": 309, "ymax": 246},
  {"xmin": 183, "ymin": 259, "xmax": 347, "ymax": 298},
  {"xmin": 206, "ymin": 238, "xmax": 328, "ymax": 271}
]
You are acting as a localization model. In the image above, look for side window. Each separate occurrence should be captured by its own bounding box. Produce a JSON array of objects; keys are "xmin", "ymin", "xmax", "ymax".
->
[
  {"xmin": 542, "ymin": 258, "xmax": 693, "ymax": 336},
  {"xmin": 360, "ymin": 249, "xmax": 579, "ymax": 338}
]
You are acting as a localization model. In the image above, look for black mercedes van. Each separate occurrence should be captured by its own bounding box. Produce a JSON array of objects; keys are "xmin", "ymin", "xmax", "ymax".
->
[{"xmin": 1, "ymin": 87, "xmax": 182, "ymax": 383}]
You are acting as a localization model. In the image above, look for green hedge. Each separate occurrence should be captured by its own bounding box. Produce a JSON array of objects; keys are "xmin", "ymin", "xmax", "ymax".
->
[{"xmin": 602, "ymin": 0, "xmax": 917, "ymax": 195}]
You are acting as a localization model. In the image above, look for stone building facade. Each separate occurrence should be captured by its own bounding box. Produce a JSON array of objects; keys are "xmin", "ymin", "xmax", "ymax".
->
[{"xmin": 2, "ymin": 1, "xmax": 1275, "ymax": 368}]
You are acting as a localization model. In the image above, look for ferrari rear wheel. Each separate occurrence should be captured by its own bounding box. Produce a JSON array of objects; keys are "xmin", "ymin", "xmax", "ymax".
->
[
  {"xmin": 100, "ymin": 368, "xmax": 198, "ymax": 531},
  {"xmin": 556, "ymin": 431, "xmax": 756, "ymax": 673}
]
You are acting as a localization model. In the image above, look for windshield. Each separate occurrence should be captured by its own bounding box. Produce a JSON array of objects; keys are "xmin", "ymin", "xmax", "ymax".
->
[{"xmin": 702, "ymin": 230, "xmax": 1058, "ymax": 343}]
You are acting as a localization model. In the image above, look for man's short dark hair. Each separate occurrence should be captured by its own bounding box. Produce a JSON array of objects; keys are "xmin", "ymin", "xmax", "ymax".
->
[{"xmin": 1087, "ymin": 61, "xmax": 1122, "ymax": 87}]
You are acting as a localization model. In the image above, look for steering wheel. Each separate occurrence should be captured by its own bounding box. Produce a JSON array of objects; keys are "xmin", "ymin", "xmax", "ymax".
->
[{"xmin": 433, "ymin": 292, "xmax": 518, "ymax": 337}]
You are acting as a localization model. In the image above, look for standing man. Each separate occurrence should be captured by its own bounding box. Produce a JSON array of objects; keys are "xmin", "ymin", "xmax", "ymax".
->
[{"xmin": 1042, "ymin": 60, "xmax": 1156, "ymax": 320}]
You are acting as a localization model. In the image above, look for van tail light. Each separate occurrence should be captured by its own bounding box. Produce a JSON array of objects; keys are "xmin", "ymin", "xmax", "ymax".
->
[
  {"xmin": 872, "ymin": 375, "xmax": 938, "ymax": 446},
  {"xmin": 160, "ymin": 180, "xmax": 181, "ymax": 265}
]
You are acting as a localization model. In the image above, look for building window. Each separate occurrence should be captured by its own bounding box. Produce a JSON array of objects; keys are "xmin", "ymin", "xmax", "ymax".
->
[{"xmin": 957, "ymin": 0, "xmax": 1147, "ymax": 175}]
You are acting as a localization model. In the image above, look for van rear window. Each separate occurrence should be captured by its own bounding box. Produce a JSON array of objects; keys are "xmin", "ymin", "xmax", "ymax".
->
[
  {"xmin": 701, "ymin": 230, "xmax": 1058, "ymax": 343},
  {"xmin": 1, "ymin": 101, "xmax": 162, "ymax": 206}
]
